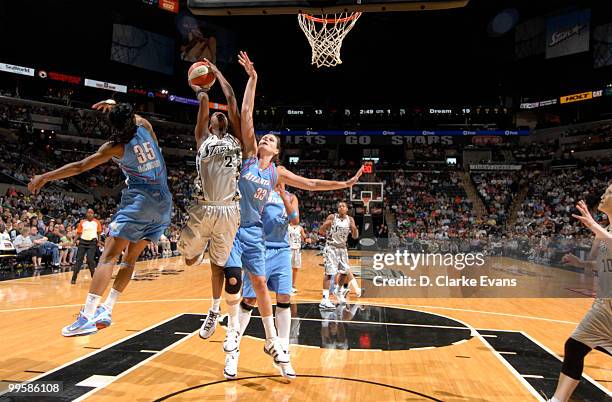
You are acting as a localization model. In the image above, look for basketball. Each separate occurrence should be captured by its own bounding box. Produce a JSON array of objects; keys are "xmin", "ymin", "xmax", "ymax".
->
[{"xmin": 188, "ymin": 61, "xmax": 216, "ymax": 89}]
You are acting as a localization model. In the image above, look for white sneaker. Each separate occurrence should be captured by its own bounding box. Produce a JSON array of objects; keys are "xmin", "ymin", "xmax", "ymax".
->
[
  {"xmin": 319, "ymin": 298, "xmax": 335, "ymax": 309},
  {"xmin": 224, "ymin": 350, "xmax": 239, "ymax": 379},
  {"xmin": 264, "ymin": 337, "xmax": 289, "ymax": 365},
  {"xmin": 199, "ymin": 309, "xmax": 220, "ymax": 339},
  {"xmin": 279, "ymin": 351, "xmax": 296, "ymax": 380},
  {"xmin": 355, "ymin": 288, "xmax": 362, "ymax": 298},
  {"xmin": 340, "ymin": 287, "xmax": 350, "ymax": 303},
  {"xmin": 223, "ymin": 328, "xmax": 240, "ymax": 353},
  {"xmin": 333, "ymin": 287, "xmax": 346, "ymax": 304}
]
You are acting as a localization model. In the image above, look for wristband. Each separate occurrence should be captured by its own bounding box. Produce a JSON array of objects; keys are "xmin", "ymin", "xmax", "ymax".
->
[{"xmin": 288, "ymin": 211, "xmax": 299, "ymax": 220}]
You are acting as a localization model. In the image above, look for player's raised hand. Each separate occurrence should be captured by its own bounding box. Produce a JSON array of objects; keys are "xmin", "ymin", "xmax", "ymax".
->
[
  {"xmin": 188, "ymin": 78, "xmax": 203, "ymax": 93},
  {"xmin": 92, "ymin": 99, "xmax": 117, "ymax": 113},
  {"xmin": 572, "ymin": 200, "xmax": 599, "ymax": 230},
  {"xmin": 275, "ymin": 181, "xmax": 286, "ymax": 194},
  {"xmin": 345, "ymin": 166, "xmax": 364, "ymax": 188},
  {"xmin": 238, "ymin": 51, "xmax": 256, "ymax": 78},
  {"xmin": 202, "ymin": 58, "xmax": 221, "ymax": 76},
  {"xmin": 561, "ymin": 253, "xmax": 582, "ymax": 267},
  {"xmin": 28, "ymin": 174, "xmax": 47, "ymax": 194}
]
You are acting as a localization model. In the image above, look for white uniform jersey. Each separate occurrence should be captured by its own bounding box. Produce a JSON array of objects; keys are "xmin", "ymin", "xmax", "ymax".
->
[
  {"xmin": 326, "ymin": 214, "xmax": 351, "ymax": 249},
  {"xmin": 195, "ymin": 133, "xmax": 242, "ymax": 203},
  {"xmin": 288, "ymin": 225, "xmax": 302, "ymax": 250}
]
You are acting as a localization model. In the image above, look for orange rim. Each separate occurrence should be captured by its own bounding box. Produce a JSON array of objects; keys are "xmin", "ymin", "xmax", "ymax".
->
[{"xmin": 300, "ymin": 12, "xmax": 362, "ymax": 24}]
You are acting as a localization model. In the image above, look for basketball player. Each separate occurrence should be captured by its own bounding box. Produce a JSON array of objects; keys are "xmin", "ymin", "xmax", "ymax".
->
[
  {"xmin": 224, "ymin": 51, "xmax": 363, "ymax": 368},
  {"xmin": 177, "ymin": 59, "xmax": 243, "ymax": 341},
  {"xmin": 29, "ymin": 100, "xmax": 172, "ymax": 336},
  {"xmin": 288, "ymin": 221, "xmax": 309, "ymax": 294},
  {"xmin": 319, "ymin": 201, "xmax": 359, "ymax": 309},
  {"xmin": 225, "ymin": 182, "xmax": 299, "ymax": 380},
  {"xmin": 548, "ymin": 195, "xmax": 612, "ymax": 402}
]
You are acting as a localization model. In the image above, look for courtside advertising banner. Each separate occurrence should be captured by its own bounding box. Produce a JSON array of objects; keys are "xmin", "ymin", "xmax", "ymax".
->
[
  {"xmin": 545, "ymin": 9, "xmax": 590, "ymax": 59},
  {"xmin": 84, "ymin": 78, "xmax": 128, "ymax": 93}
]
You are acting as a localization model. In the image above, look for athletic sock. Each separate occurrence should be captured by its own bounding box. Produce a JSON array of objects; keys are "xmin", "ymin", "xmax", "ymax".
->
[
  {"xmin": 275, "ymin": 306, "xmax": 291, "ymax": 350},
  {"xmin": 238, "ymin": 305, "xmax": 253, "ymax": 335},
  {"xmin": 211, "ymin": 298, "xmax": 221, "ymax": 312},
  {"xmin": 262, "ymin": 315, "xmax": 277, "ymax": 339},
  {"xmin": 350, "ymin": 278, "xmax": 359, "ymax": 292},
  {"xmin": 322, "ymin": 289, "xmax": 329, "ymax": 299},
  {"xmin": 103, "ymin": 288, "xmax": 121, "ymax": 312},
  {"xmin": 225, "ymin": 293, "xmax": 241, "ymax": 331},
  {"xmin": 83, "ymin": 293, "xmax": 101, "ymax": 319}
]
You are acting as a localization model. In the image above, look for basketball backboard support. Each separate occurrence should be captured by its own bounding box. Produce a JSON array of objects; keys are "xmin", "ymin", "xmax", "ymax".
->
[{"xmin": 188, "ymin": 0, "xmax": 470, "ymax": 16}]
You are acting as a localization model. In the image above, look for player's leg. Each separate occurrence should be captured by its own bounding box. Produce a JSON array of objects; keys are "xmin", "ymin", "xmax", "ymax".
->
[
  {"xmin": 94, "ymin": 239, "xmax": 150, "ymax": 330},
  {"xmin": 271, "ymin": 248, "xmax": 296, "ymax": 379},
  {"xmin": 346, "ymin": 270, "xmax": 361, "ymax": 297},
  {"xmin": 291, "ymin": 248, "xmax": 301, "ymax": 294},
  {"xmin": 549, "ymin": 337, "xmax": 591, "ymax": 402},
  {"xmin": 211, "ymin": 205, "xmax": 242, "ymax": 348},
  {"xmin": 62, "ymin": 236, "xmax": 130, "ymax": 336},
  {"xmin": 321, "ymin": 247, "xmax": 337, "ymax": 309}
]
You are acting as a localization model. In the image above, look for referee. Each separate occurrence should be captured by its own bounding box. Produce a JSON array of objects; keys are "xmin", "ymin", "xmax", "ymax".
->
[{"xmin": 71, "ymin": 209, "xmax": 102, "ymax": 284}]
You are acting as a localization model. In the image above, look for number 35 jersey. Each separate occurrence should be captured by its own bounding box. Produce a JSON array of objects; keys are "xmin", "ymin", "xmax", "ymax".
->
[
  {"xmin": 195, "ymin": 133, "xmax": 242, "ymax": 203},
  {"xmin": 113, "ymin": 125, "xmax": 168, "ymax": 188}
]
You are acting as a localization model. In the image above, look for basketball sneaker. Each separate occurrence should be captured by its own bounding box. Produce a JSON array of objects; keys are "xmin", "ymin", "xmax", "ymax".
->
[
  {"xmin": 319, "ymin": 298, "xmax": 335, "ymax": 310},
  {"xmin": 93, "ymin": 305, "xmax": 112, "ymax": 329},
  {"xmin": 199, "ymin": 309, "xmax": 220, "ymax": 339},
  {"xmin": 223, "ymin": 328, "xmax": 240, "ymax": 353},
  {"xmin": 278, "ymin": 352, "xmax": 296, "ymax": 380},
  {"xmin": 61, "ymin": 311, "xmax": 98, "ymax": 337},
  {"xmin": 224, "ymin": 350, "xmax": 240, "ymax": 380},
  {"xmin": 264, "ymin": 338, "xmax": 290, "ymax": 366},
  {"xmin": 340, "ymin": 286, "xmax": 350, "ymax": 303},
  {"xmin": 333, "ymin": 287, "xmax": 347, "ymax": 304}
]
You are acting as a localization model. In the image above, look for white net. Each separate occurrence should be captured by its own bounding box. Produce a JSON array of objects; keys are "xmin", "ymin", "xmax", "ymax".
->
[{"xmin": 298, "ymin": 12, "xmax": 362, "ymax": 68}]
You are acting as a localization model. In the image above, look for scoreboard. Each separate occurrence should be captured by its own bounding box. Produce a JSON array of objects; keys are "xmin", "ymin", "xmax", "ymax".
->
[{"xmin": 188, "ymin": 0, "xmax": 469, "ymax": 15}]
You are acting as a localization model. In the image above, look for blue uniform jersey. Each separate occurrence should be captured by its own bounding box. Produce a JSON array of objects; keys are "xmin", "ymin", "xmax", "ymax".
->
[
  {"xmin": 112, "ymin": 125, "xmax": 168, "ymax": 188},
  {"xmin": 263, "ymin": 191, "xmax": 289, "ymax": 249},
  {"xmin": 238, "ymin": 156, "xmax": 277, "ymax": 227}
]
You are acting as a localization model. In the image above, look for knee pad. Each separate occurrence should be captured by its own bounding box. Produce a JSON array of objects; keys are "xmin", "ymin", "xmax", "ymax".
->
[
  {"xmin": 240, "ymin": 300, "xmax": 255, "ymax": 311},
  {"xmin": 561, "ymin": 337, "xmax": 591, "ymax": 380},
  {"xmin": 276, "ymin": 302, "xmax": 291, "ymax": 309},
  {"xmin": 224, "ymin": 267, "xmax": 242, "ymax": 294}
]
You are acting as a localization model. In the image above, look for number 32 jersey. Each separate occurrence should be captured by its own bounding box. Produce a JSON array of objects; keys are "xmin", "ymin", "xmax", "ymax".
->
[{"xmin": 195, "ymin": 133, "xmax": 242, "ymax": 203}]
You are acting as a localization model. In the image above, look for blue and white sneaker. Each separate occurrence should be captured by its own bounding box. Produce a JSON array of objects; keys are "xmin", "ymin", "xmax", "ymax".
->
[
  {"xmin": 93, "ymin": 305, "xmax": 112, "ymax": 329},
  {"xmin": 61, "ymin": 312, "xmax": 98, "ymax": 337}
]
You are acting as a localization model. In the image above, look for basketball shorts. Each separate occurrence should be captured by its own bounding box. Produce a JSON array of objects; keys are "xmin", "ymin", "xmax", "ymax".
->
[
  {"xmin": 324, "ymin": 246, "xmax": 350, "ymax": 275},
  {"xmin": 225, "ymin": 225, "xmax": 265, "ymax": 276},
  {"xmin": 110, "ymin": 186, "xmax": 172, "ymax": 243},
  {"xmin": 178, "ymin": 202, "xmax": 240, "ymax": 266},
  {"xmin": 242, "ymin": 247, "xmax": 292, "ymax": 298},
  {"xmin": 571, "ymin": 298, "xmax": 612, "ymax": 354},
  {"xmin": 291, "ymin": 248, "xmax": 302, "ymax": 269}
]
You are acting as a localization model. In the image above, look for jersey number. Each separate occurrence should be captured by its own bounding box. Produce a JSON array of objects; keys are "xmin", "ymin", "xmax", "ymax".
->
[
  {"xmin": 254, "ymin": 188, "xmax": 268, "ymax": 201},
  {"xmin": 224, "ymin": 155, "xmax": 234, "ymax": 168},
  {"xmin": 605, "ymin": 259, "xmax": 612, "ymax": 273},
  {"xmin": 134, "ymin": 142, "xmax": 156, "ymax": 164}
]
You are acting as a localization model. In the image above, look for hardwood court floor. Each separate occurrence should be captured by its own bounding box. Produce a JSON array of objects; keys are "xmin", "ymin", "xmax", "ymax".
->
[{"xmin": 0, "ymin": 251, "xmax": 610, "ymax": 401}]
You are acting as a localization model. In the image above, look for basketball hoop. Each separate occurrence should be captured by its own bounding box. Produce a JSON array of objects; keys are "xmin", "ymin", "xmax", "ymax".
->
[{"xmin": 298, "ymin": 11, "xmax": 362, "ymax": 68}]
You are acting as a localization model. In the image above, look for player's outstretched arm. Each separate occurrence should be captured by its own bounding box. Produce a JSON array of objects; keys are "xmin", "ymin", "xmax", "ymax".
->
[
  {"xmin": 206, "ymin": 59, "xmax": 241, "ymax": 141},
  {"xmin": 319, "ymin": 214, "xmax": 335, "ymax": 235},
  {"xmin": 189, "ymin": 80, "xmax": 211, "ymax": 144},
  {"xmin": 238, "ymin": 51, "xmax": 258, "ymax": 158},
  {"xmin": 278, "ymin": 166, "xmax": 363, "ymax": 192},
  {"xmin": 28, "ymin": 142, "xmax": 122, "ymax": 194}
]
